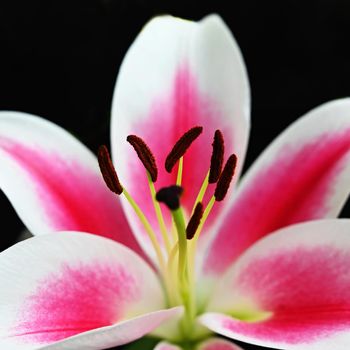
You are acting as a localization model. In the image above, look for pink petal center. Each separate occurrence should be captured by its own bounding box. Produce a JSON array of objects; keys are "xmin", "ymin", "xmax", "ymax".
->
[
  {"xmin": 229, "ymin": 246, "xmax": 350, "ymax": 343},
  {"xmin": 0, "ymin": 139, "xmax": 141, "ymax": 252},
  {"xmin": 12, "ymin": 262, "xmax": 139, "ymax": 343},
  {"xmin": 205, "ymin": 129, "xmax": 350, "ymax": 274}
]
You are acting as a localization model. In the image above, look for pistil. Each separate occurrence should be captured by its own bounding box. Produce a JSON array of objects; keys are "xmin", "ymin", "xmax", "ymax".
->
[
  {"xmin": 156, "ymin": 185, "xmax": 195, "ymax": 333},
  {"xmin": 156, "ymin": 186, "xmax": 187, "ymax": 280}
]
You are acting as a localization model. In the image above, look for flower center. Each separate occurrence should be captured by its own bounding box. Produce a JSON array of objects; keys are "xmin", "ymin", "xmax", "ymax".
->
[{"xmin": 97, "ymin": 127, "xmax": 237, "ymax": 342}]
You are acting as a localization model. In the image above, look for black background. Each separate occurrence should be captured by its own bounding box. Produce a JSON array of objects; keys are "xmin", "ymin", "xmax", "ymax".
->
[{"xmin": 0, "ymin": 1, "xmax": 350, "ymax": 349}]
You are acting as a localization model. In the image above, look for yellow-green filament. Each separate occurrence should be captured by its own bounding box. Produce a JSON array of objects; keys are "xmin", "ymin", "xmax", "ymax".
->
[
  {"xmin": 123, "ymin": 187, "xmax": 178, "ymax": 306},
  {"xmin": 187, "ymin": 169, "xmax": 211, "ymax": 294},
  {"xmin": 192, "ymin": 170, "xmax": 209, "ymax": 213},
  {"xmin": 163, "ymin": 267, "xmax": 179, "ymax": 307},
  {"xmin": 188, "ymin": 194, "xmax": 216, "ymax": 290},
  {"xmin": 176, "ymin": 157, "xmax": 183, "ymax": 186},
  {"xmin": 167, "ymin": 242, "xmax": 179, "ymax": 272},
  {"xmin": 147, "ymin": 172, "xmax": 171, "ymax": 254},
  {"xmin": 167, "ymin": 242, "xmax": 181, "ymax": 305},
  {"xmin": 122, "ymin": 188, "xmax": 166, "ymax": 271},
  {"xmin": 193, "ymin": 195, "xmax": 215, "ymax": 244}
]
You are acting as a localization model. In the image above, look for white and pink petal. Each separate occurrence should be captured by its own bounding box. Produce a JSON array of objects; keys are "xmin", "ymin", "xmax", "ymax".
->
[
  {"xmin": 200, "ymin": 220, "xmax": 350, "ymax": 349},
  {"xmin": 35, "ymin": 309, "xmax": 181, "ymax": 350},
  {"xmin": 0, "ymin": 232, "xmax": 178, "ymax": 349},
  {"xmin": 203, "ymin": 98, "xmax": 350, "ymax": 277},
  {"xmin": 0, "ymin": 111, "xmax": 142, "ymax": 255},
  {"xmin": 111, "ymin": 14, "xmax": 250, "ymax": 258}
]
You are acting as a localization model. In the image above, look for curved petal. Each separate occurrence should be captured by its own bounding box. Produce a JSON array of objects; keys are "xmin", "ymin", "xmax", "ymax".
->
[
  {"xmin": 0, "ymin": 232, "xmax": 178, "ymax": 349},
  {"xmin": 200, "ymin": 220, "xmax": 350, "ymax": 349},
  {"xmin": 197, "ymin": 338, "xmax": 244, "ymax": 350},
  {"xmin": 0, "ymin": 111, "xmax": 142, "ymax": 255},
  {"xmin": 203, "ymin": 98, "xmax": 350, "ymax": 277},
  {"xmin": 37, "ymin": 309, "xmax": 181, "ymax": 350},
  {"xmin": 111, "ymin": 14, "xmax": 250, "ymax": 257}
]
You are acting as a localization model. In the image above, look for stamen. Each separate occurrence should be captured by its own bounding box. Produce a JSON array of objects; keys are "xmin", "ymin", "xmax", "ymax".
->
[
  {"xmin": 98, "ymin": 147, "xmax": 172, "ymax": 301},
  {"xmin": 192, "ymin": 171, "xmax": 209, "ymax": 212},
  {"xmin": 165, "ymin": 126, "xmax": 203, "ymax": 173},
  {"xmin": 97, "ymin": 145, "xmax": 123, "ymax": 195},
  {"xmin": 156, "ymin": 185, "xmax": 183, "ymax": 210},
  {"xmin": 214, "ymin": 154, "xmax": 238, "ymax": 201},
  {"xmin": 127, "ymin": 135, "xmax": 158, "ymax": 182},
  {"xmin": 147, "ymin": 173, "xmax": 172, "ymax": 253},
  {"xmin": 122, "ymin": 187, "xmax": 166, "ymax": 270},
  {"xmin": 209, "ymin": 130, "xmax": 225, "ymax": 184},
  {"xmin": 186, "ymin": 202, "xmax": 204, "ymax": 240},
  {"xmin": 176, "ymin": 157, "xmax": 184, "ymax": 185}
]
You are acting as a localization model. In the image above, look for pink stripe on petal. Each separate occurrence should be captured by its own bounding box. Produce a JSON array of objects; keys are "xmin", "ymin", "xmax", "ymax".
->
[
  {"xmin": 0, "ymin": 139, "xmax": 142, "ymax": 255},
  {"xmin": 205, "ymin": 129, "xmax": 350, "ymax": 275},
  {"xmin": 40, "ymin": 308, "xmax": 182, "ymax": 350},
  {"xmin": 202, "ymin": 221, "xmax": 350, "ymax": 348},
  {"xmin": 234, "ymin": 248, "xmax": 350, "ymax": 343},
  {"xmin": 13, "ymin": 262, "xmax": 138, "ymax": 343},
  {"xmin": 0, "ymin": 233, "xmax": 167, "ymax": 349},
  {"xmin": 146, "ymin": 65, "xmax": 233, "ymax": 219}
]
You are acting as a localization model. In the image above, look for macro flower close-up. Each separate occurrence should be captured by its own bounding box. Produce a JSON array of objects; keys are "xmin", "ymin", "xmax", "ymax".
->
[{"xmin": 1, "ymin": 9, "xmax": 350, "ymax": 350}]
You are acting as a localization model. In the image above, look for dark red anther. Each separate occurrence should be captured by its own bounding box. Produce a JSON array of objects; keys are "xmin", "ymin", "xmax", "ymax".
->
[
  {"xmin": 127, "ymin": 135, "xmax": 158, "ymax": 182},
  {"xmin": 214, "ymin": 154, "xmax": 237, "ymax": 201},
  {"xmin": 209, "ymin": 130, "xmax": 225, "ymax": 184},
  {"xmin": 165, "ymin": 126, "xmax": 203, "ymax": 173},
  {"xmin": 97, "ymin": 145, "xmax": 123, "ymax": 195},
  {"xmin": 186, "ymin": 202, "xmax": 204, "ymax": 240}
]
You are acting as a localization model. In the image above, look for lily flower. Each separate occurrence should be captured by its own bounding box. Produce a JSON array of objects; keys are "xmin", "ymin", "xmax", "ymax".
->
[{"xmin": 1, "ymin": 14, "xmax": 350, "ymax": 350}]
